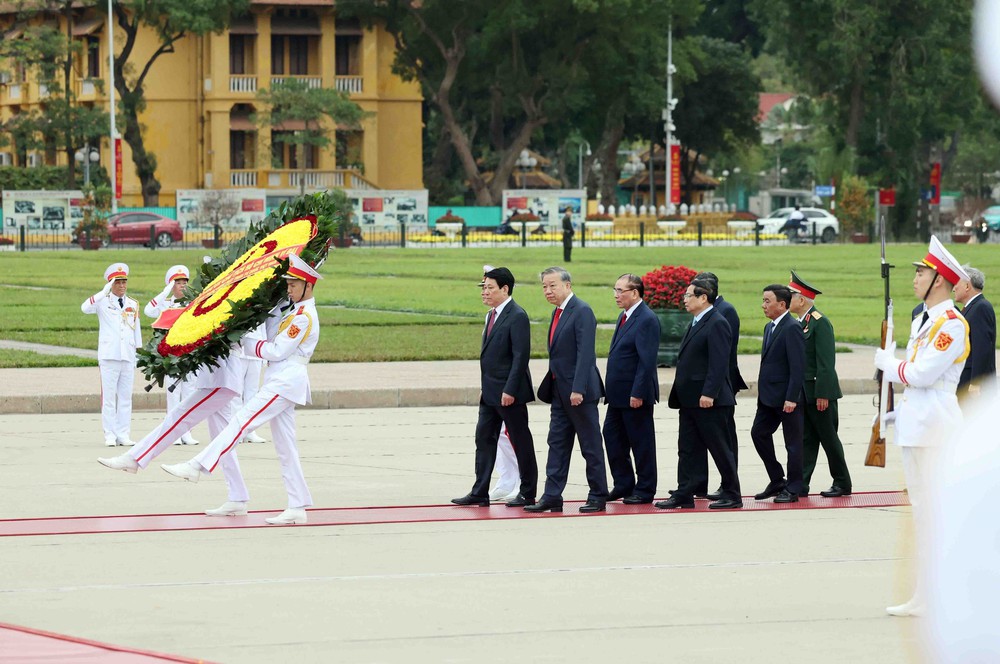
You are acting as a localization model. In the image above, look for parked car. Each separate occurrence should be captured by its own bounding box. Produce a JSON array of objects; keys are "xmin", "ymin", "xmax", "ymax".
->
[
  {"xmin": 756, "ymin": 207, "xmax": 840, "ymax": 243},
  {"xmin": 71, "ymin": 212, "xmax": 183, "ymax": 247}
]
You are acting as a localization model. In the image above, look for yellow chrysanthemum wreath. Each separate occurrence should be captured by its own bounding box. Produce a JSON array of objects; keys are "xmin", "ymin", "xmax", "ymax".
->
[{"xmin": 160, "ymin": 218, "xmax": 316, "ymax": 354}]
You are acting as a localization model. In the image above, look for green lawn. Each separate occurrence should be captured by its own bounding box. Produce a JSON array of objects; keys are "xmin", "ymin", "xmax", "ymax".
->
[{"xmin": 1, "ymin": 242, "xmax": 994, "ymax": 367}]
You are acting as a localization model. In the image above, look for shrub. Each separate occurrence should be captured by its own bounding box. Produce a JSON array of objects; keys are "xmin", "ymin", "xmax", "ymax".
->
[{"xmin": 642, "ymin": 265, "xmax": 698, "ymax": 310}]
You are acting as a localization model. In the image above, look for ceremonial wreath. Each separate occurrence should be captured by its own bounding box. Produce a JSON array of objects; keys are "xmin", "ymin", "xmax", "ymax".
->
[{"xmin": 137, "ymin": 190, "xmax": 350, "ymax": 387}]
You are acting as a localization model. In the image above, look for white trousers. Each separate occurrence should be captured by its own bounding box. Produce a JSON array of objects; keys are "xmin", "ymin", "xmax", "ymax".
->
[
  {"xmin": 99, "ymin": 359, "xmax": 134, "ymax": 441},
  {"xmin": 901, "ymin": 445, "xmax": 940, "ymax": 606},
  {"xmin": 128, "ymin": 387, "xmax": 249, "ymax": 502},
  {"xmin": 192, "ymin": 390, "xmax": 312, "ymax": 509},
  {"xmin": 241, "ymin": 359, "xmax": 263, "ymax": 402},
  {"xmin": 490, "ymin": 426, "xmax": 520, "ymax": 495},
  {"xmin": 165, "ymin": 373, "xmax": 197, "ymax": 414}
]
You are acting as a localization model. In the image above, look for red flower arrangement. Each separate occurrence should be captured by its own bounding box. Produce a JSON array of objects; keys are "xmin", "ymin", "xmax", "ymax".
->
[
  {"xmin": 508, "ymin": 211, "xmax": 541, "ymax": 222},
  {"xmin": 585, "ymin": 212, "xmax": 613, "ymax": 221},
  {"xmin": 642, "ymin": 265, "xmax": 698, "ymax": 310}
]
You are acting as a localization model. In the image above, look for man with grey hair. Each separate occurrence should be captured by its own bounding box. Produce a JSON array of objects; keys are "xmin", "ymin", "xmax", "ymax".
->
[
  {"xmin": 953, "ymin": 265, "xmax": 997, "ymax": 400},
  {"xmin": 526, "ymin": 267, "xmax": 609, "ymax": 513}
]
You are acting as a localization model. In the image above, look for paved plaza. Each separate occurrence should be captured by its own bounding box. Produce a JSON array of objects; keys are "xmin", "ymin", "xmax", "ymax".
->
[{"xmin": 0, "ymin": 389, "xmax": 927, "ymax": 663}]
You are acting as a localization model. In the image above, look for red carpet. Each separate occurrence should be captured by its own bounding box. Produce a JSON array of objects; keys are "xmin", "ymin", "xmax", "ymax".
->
[
  {"xmin": 0, "ymin": 491, "xmax": 908, "ymax": 538},
  {"xmin": 0, "ymin": 622, "xmax": 211, "ymax": 663}
]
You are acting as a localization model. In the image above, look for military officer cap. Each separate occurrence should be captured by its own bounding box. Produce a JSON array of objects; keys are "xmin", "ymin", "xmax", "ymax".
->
[
  {"xmin": 104, "ymin": 263, "xmax": 129, "ymax": 282},
  {"xmin": 479, "ymin": 264, "xmax": 495, "ymax": 287},
  {"xmin": 283, "ymin": 254, "xmax": 322, "ymax": 285},
  {"xmin": 164, "ymin": 264, "xmax": 190, "ymax": 285},
  {"xmin": 484, "ymin": 266, "xmax": 514, "ymax": 286},
  {"xmin": 913, "ymin": 235, "xmax": 970, "ymax": 286},
  {"xmin": 788, "ymin": 270, "xmax": 821, "ymax": 299}
]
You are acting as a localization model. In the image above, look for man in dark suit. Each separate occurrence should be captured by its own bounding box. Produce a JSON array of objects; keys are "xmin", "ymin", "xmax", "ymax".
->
[
  {"xmin": 690, "ymin": 272, "xmax": 747, "ymax": 500},
  {"xmin": 656, "ymin": 278, "xmax": 742, "ymax": 510},
  {"xmin": 954, "ymin": 265, "xmax": 997, "ymax": 400},
  {"xmin": 604, "ymin": 273, "xmax": 660, "ymax": 504},
  {"xmin": 787, "ymin": 271, "xmax": 852, "ymax": 498},
  {"xmin": 525, "ymin": 267, "xmax": 609, "ymax": 513},
  {"xmin": 561, "ymin": 210, "xmax": 575, "ymax": 263},
  {"xmin": 750, "ymin": 284, "xmax": 806, "ymax": 503},
  {"xmin": 452, "ymin": 266, "xmax": 538, "ymax": 507}
]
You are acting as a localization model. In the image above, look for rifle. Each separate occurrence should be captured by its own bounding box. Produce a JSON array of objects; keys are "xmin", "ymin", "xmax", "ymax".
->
[{"xmin": 865, "ymin": 215, "xmax": 893, "ymax": 467}]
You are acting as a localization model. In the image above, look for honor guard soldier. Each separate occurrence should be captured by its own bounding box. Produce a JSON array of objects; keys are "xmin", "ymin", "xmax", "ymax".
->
[
  {"xmin": 81, "ymin": 263, "xmax": 142, "ymax": 447},
  {"xmin": 162, "ymin": 254, "xmax": 321, "ymax": 525},
  {"xmin": 144, "ymin": 265, "xmax": 199, "ymax": 445},
  {"xmin": 875, "ymin": 236, "xmax": 970, "ymax": 617},
  {"xmin": 787, "ymin": 271, "xmax": 852, "ymax": 497}
]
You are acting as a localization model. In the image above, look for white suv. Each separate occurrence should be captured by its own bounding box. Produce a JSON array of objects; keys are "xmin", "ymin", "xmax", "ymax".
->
[{"xmin": 756, "ymin": 207, "xmax": 840, "ymax": 243}]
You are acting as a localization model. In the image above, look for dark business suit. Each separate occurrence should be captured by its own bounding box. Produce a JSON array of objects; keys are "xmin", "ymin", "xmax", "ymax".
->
[
  {"xmin": 750, "ymin": 313, "xmax": 806, "ymax": 495},
  {"xmin": 799, "ymin": 306, "xmax": 851, "ymax": 493},
  {"xmin": 690, "ymin": 295, "xmax": 746, "ymax": 494},
  {"xmin": 561, "ymin": 214, "xmax": 574, "ymax": 262},
  {"xmin": 540, "ymin": 294, "xmax": 608, "ymax": 502},
  {"xmin": 471, "ymin": 299, "xmax": 538, "ymax": 499},
  {"xmin": 959, "ymin": 294, "xmax": 997, "ymax": 397},
  {"xmin": 669, "ymin": 307, "xmax": 740, "ymax": 501},
  {"xmin": 603, "ymin": 301, "xmax": 660, "ymax": 500}
]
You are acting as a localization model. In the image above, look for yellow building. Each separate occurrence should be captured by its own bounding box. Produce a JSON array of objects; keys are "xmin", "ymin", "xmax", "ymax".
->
[{"xmin": 0, "ymin": 1, "xmax": 423, "ymax": 206}]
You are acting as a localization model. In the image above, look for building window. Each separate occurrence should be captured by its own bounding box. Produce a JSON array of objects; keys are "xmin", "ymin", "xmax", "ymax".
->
[
  {"xmin": 230, "ymin": 35, "xmax": 246, "ymax": 75},
  {"xmin": 335, "ymin": 36, "xmax": 361, "ymax": 76},
  {"xmin": 86, "ymin": 36, "xmax": 100, "ymax": 78},
  {"xmin": 271, "ymin": 35, "xmax": 285, "ymax": 75},
  {"xmin": 230, "ymin": 131, "xmax": 255, "ymax": 169},
  {"xmin": 271, "ymin": 132, "xmax": 317, "ymax": 169},
  {"xmin": 335, "ymin": 130, "xmax": 364, "ymax": 171},
  {"xmin": 288, "ymin": 37, "xmax": 308, "ymax": 75},
  {"xmin": 270, "ymin": 35, "xmax": 316, "ymax": 76}
]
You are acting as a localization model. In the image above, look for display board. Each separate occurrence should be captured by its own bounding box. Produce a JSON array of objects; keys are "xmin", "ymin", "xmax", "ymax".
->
[
  {"xmin": 502, "ymin": 189, "xmax": 587, "ymax": 227},
  {"xmin": 344, "ymin": 190, "xmax": 429, "ymax": 230},
  {"xmin": 175, "ymin": 189, "xmax": 267, "ymax": 231},
  {"xmin": 2, "ymin": 190, "xmax": 85, "ymax": 232}
]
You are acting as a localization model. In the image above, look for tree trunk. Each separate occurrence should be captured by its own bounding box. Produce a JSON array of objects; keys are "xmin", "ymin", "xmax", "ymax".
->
[
  {"xmin": 486, "ymin": 119, "xmax": 544, "ymax": 204},
  {"xmin": 596, "ymin": 102, "xmax": 625, "ymax": 205},
  {"xmin": 845, "ymin": 78, "xmax": 863, "ymax": 149},
  {"xmin": 117, "ymin": 88, "xmax": 162, "ymax": 205}
]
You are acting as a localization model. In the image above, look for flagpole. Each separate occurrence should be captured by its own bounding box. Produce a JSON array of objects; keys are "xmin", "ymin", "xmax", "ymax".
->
[{"xmin": 106, "ymin": 0, "xmax": 118, "ymax": 213}]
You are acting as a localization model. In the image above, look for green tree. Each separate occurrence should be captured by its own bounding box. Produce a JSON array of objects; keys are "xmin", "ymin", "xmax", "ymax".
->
[
  {"xmin": 254, "ymin": 79, "xmax": 369, "ymax": 196},
  {"xmin": 108, "ymin": 0, "xmax": 249, "ymax": 204}
]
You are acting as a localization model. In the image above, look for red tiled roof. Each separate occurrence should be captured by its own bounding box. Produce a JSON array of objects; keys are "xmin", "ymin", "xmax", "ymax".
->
[{"xmin": 758, "ymin": 92, "xmax": 795, "ymax": 122}]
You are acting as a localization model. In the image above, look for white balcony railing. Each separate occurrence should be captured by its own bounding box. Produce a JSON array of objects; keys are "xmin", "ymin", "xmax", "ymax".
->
[
  {"xmin": 335, "ymin": 76, "xmax": 363, "ymax": 94},
  {"xmin": 271, "ymin": 76, "xmax": 322, "ymax": 89},
  {"xmin": 230, "ymin": 75, "xmax": 257, "ymax": 93},
  {"xmin": 7, "ymin": 84, "xmax": 20, "ymax": 100},
  {"xmin": 38, "ymin": 83, "xmax": 49, "ymax": 98},
  {"xmin": 289, "ymin": 170, "xmax": 342, "ymax": 189},
  {"xmin": 81, "ymin": 79, "xmax": 96, "ymax": 96},
  {"xmin": 263, "ymin": 169, "xmax": 378, "ymax": 190},
  {"xmin": 230, "ymin": 170, "xmax": 257, "ymax": 187}
]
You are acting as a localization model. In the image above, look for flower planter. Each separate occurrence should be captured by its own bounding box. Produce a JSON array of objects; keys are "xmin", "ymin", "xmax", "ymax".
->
[
  {"xmin": 951, "ymin": 233, "xmax": 972, "ymax": 244},
  {"xmin": 80, "ymin": 239, "xmax": 103, "ymax": 250},
  {"xmin": 652, "ymin": 308, "xmax": 693, "ymax": 367},
  {"xmin": 201, "ymin": 238, "xmax": 224, "ymax": 249},
  {"xmin": 332, "ymin": 237, "xmax": 353, "ymax": 248},
  {"xmin": 850, "ymin": 233, "xmax": 869, "ymax": 244}
]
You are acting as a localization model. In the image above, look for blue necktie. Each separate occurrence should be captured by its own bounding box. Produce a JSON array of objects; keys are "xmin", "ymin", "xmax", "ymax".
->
[{"xmin": 763, "ymin": 322, "xmax": 773, "ymax": 351}]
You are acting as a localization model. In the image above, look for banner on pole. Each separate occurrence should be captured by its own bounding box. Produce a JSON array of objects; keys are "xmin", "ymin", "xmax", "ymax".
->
[{"xmin": 670, "ymin": 144, "xmax": 681, "ymax": 205}]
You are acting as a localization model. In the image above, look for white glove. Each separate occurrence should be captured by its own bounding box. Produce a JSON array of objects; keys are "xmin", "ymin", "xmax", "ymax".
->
[
  {"xmin": 871, "ymin": 411, "xmax": 897, "ymax": 427},
  {"xmin": 874, "ymin": 342, "xmax": 897, "ymax": 372},
  {"xmin": 158, "ymin": 282, "xmax": 174, "ymax": 301},
  {"xmin": 93, "ymin": 280, "xmax": 113, "ymax": 301}
]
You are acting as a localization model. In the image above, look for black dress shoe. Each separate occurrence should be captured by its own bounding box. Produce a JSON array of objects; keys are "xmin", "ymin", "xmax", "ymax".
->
[
  {"xmin": 606, "ymin": 488, "xmax": 631, "ymax": 502},
  {"xmin": 773, "ymin": 489, "xmax": 798, "ymax": 503},
  {"xmin": 451, "ymin": 493, "xmax": 489, "ymax": 507},
  {"xmin": 820, "ymin": 486, "xmax": 852, "ymax": 497},
  {"xmin": 669, "ymin": 488, "xmax": 709, "ymax": 499},
  {"xmin": 708, "ymin": 498, "xmax": 743, "ymax": 509},
  {"xmin": 622, "ymin": 495, "xmax": 653, "ymax": 505},
  {"xmin": 654, "ymin": 495, "xmax": 695, "ymax": 509},
  {"xmin": 706, "ymin": 486, "xmax": 724, "ymax": 501},
  {"xmin": 753, "ymin": 481, "xmax": 787, "ymax": 500},
  {"xmin": 524, "ymin": 497, "xmax": 563, "ymax": 513},
  {"xmin": 578, "ymin": 500, "xmax": 606, "ymax": 513},
  {"xmin": 505, "ymin": 494, "xmax": 535, "ymax": 507}
]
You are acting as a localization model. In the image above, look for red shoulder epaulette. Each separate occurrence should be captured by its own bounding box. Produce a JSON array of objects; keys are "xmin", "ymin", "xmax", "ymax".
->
[
  {"xmin": 297, "ymin": 306, "xmax": 305, "ymax": 315},
  {"xmin": 946, "ymin": 310, "xmax": 957, "ymax": 319}
]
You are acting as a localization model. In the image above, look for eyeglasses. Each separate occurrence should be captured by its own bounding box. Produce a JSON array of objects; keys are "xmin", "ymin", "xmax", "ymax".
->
[{"xmin": 612, "ymin": 287, "xmax": 636, "ymax": 294}]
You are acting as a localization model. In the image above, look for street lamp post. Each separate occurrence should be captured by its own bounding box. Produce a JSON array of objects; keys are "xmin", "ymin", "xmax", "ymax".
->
[
  {"xmin": 107, "ymin": 0, "xmax": 118, "ymax": 213},
  {"xmin": 622, "ymin": 153, "xmax": 645, "ymax": 208},
  {"xmin": 75, "ymin": 143, "xmax": 100, "ymax": 186},
  {"xmin": 569, "ymin": 138, "xmax": 591, "ymax": 189}
]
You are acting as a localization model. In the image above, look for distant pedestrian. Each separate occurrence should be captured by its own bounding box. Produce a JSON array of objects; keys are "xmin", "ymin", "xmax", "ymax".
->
[{"xmin": 561, "ymin": 209, "xmax": 574, "ymax": 262}]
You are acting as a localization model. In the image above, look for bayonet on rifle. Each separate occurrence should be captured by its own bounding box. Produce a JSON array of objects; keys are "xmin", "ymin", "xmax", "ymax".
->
[{"xmin": 866, "ymin": 215, "xmax": 893, "ymax": 467}]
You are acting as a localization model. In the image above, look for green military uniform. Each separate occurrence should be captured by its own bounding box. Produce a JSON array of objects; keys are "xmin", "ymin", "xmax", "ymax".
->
[{"xmin": 800, "ymin": 304, "xmax": 852, "ymax": 493}]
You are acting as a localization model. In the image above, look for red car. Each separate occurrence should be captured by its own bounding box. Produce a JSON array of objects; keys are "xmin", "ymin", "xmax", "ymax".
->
[{"xmin": 104, "ymin": 212, "xmax": 184, "ymax": 247}]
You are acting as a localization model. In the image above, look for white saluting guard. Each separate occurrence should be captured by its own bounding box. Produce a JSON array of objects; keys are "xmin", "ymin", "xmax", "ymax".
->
[
  {"xmin": 161, "ymin": 254, "xmax": 321, "ymax": 525},
  {"xmin": 144, "ymin": 264, "xmax": 199, "ymax": 445},
  {"xmin": 874, "ymin": 236, "xmax": 970, "ymax": 618},
  {"xmin": 81, "ymin": 263, "xmax": 142, "ymax": 446}
]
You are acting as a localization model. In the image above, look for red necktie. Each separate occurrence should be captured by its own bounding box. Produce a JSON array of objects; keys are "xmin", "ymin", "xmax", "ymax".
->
[
  {"xmin": 549, "ymin": 308, "xmax": 563, "ymax": 344},
  {"xmin": 486, "ymin": 308, "xmax": 497, "ymax": 337},
  {"xmin": 618, "ymin": 314, "xmax": 626, "ymax": 328}
]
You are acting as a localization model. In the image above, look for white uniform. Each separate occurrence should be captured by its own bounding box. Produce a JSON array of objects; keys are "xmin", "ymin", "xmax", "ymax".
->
[
  {"xmin": 81, "ymin": 289, "xmax": 142, "ymax": 443},
  {"xmin": 192, "ymin": 298, "xmax": 319, "ymax": 509},
  {"xmin": 883, "ymin": 300, "xmax": 969, "ymax": 513},
  {"xmin": 236, "ymin": 324, "xmax": 268, "ymax": 442},
  {"xmin": 144, "ymin": 295, "xmax": 198, "ymax": 436},
  {"xmin": 126, "ymin": 351, "xmax": 250, "ymax": 503}
]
